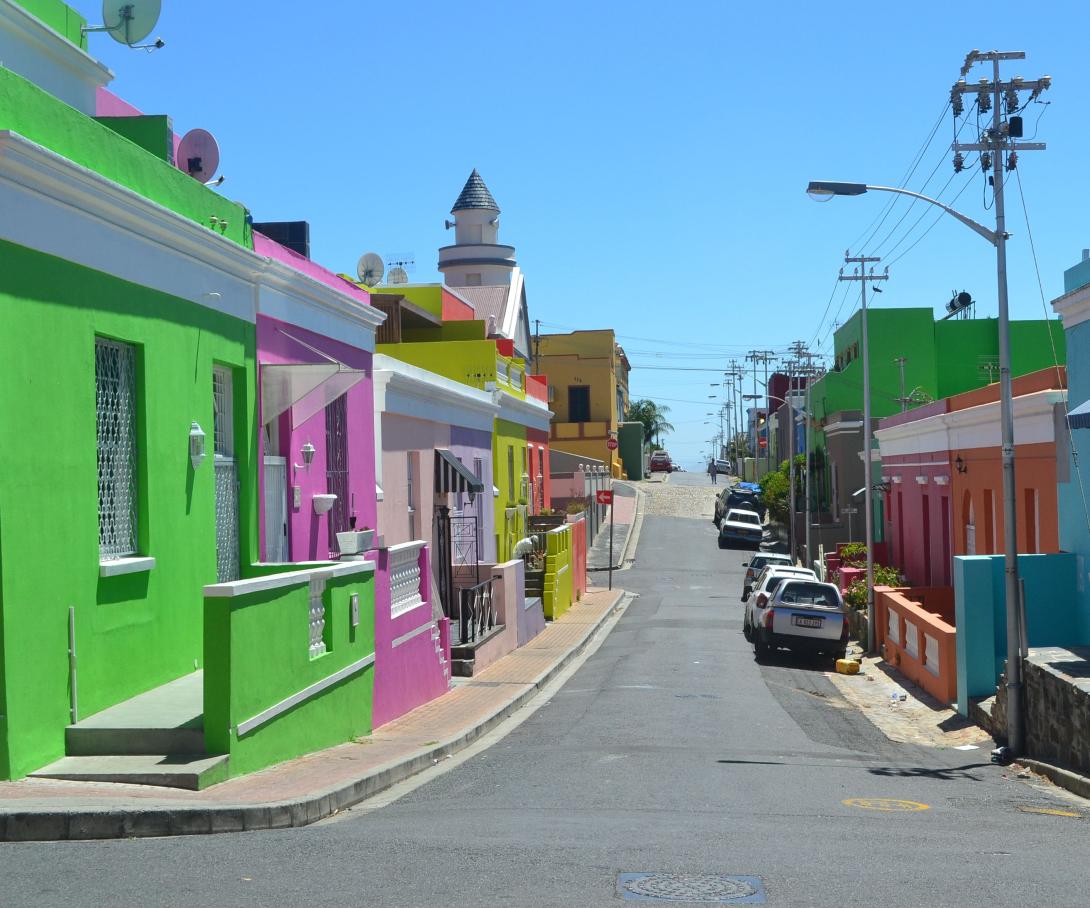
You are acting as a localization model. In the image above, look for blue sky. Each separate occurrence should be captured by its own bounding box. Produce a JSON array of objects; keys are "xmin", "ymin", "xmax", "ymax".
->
[{"xmin": 81, "ymin": 0, "xmax": 1089, "ymax": 467}]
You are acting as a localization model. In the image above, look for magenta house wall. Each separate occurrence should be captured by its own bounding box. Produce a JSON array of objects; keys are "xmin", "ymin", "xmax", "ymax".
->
[
  {"xmin": 449, "ymin": 425, "xmax": 496, "ymax": 563},
  {"xmin": 372, "ymin": 543, "xmax": 450, "ymax": 728},
  {"xmin": 254, "ymin": 234, "xmax": 377, "ymax": 562}
]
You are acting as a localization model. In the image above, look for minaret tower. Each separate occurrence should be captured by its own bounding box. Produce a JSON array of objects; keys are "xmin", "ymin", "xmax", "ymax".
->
[{"xmin": 438, "ymin": 169, "xmax": 517, "ymax": 287}]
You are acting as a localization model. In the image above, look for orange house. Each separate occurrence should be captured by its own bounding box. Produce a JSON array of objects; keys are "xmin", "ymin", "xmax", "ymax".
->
[{"xmin": 876, "ymin": 367, "xmax": 1067, "ymax": 586}]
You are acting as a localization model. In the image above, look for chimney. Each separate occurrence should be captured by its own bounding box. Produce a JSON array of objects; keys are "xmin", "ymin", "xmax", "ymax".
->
[{"xmin": 1082, "ymin": 248, "xmax": 1089, "ymax": 262}]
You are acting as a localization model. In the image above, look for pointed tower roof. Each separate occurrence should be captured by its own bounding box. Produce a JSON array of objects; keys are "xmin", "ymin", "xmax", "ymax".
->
[{"xmin": 451, "ymin": 169, "xmax": 499, "ymax": 213}]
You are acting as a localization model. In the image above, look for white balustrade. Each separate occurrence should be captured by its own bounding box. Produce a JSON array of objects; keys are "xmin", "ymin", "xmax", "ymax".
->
[
  {"xmin": 309, "ymin": 573, "xmax": 327, "ymax": 658},
  {"xmin": 904, "ymin": 621, "xmax": 919, "ymax": 658},
  {"xmin": 924, "ymin": 634, "xmax": 940, "ymax": 676},
  {"xmin": 389, "ymin": 541, "xmax": 425, "ymax": 617}
]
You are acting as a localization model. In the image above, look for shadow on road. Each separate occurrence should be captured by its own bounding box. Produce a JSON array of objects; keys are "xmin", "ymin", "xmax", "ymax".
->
[{"xmin": 867, "ymin": 762, "xmax": 991, "ymax": 781}]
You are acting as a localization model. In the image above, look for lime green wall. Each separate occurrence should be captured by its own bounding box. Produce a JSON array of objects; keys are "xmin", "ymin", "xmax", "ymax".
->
[
  {"xmin": 204, "ymin": 570, "xmax": 374, "ymax": 777},
  {"xmin": 0, "ymin": 67, "xmax": 250, "ymax": 247},
  {"xmin": 402, "ymin": 320, "xmax": 488, "ymax": 343},
  {"xmin": 379, "ymin": 285, "xmax": 443, "ymax": 318},
  {"xmin": 493, "ymin": 418, "xmax": 528, "ymax": 561},
  {"xmin": 12, "ymin": 0, "xmax": 87, "ymax": 47},
  {"xmin": 0, "ymin": 240, "xmax": 256, "ymax": 779},
  {"xmin": 542, "ymin": 525, "xmax": 573, "ymax": 619}
]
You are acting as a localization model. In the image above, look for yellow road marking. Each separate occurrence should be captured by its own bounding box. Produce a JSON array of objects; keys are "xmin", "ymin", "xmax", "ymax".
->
[
  {"xmin": 1017, "ymin": 805, "xmax": 1081, "ymax": 818},
  {"xmin": 843, "ymin": 797, "xmax": 930, "ymax": 812}
]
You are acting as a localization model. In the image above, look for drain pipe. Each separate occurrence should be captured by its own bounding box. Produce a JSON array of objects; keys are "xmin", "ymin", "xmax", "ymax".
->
[{"xmin": 68, "ymin": 606, "xmax": 78, "ymax": 723}]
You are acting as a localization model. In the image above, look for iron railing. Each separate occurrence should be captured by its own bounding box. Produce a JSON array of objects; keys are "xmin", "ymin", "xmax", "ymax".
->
[{"xmin": 458, "ymin": 577, "xmax": 496, "ymax": 645}]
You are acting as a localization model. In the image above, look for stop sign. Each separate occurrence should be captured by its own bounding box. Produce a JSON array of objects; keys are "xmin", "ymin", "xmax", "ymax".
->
[{"xmin": 606, "ymin": 437, "xmax": 618, "ymax": 451}]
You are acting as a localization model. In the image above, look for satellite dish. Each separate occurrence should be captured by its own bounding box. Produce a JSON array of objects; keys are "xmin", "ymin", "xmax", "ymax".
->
[
  {"xmin": 357, "ymin": 253, "xmax": 384, "ymax": 286},
  {"xmin": 177, "ymin": 129, "xmax": 220, "ymax": 182},
  {"xmin": 388, "ymin": 267, "xmax": 409, "ymax": 285},
  {"xmin": 101, "ymin": 0, "xmax": 161, "ymax": 45}
]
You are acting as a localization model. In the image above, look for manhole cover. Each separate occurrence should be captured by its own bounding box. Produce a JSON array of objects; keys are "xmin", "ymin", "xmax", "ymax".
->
[{"xmin": 617, "ymin": 873, "xmax": 765, "ymax": 903}]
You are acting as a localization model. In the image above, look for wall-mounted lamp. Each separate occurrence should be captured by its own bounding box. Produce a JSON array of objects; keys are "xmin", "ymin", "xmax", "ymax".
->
[
  {"xmin": 955, "ymin": 455, "xmax": 968, "ymax": 474},
  {"xmin": 189, "ymin": 422, "xmax": 206, "ymax": 470},
  {"xmin": 295, "ymin": 441, "xmax": 316, "ymax": 472}
]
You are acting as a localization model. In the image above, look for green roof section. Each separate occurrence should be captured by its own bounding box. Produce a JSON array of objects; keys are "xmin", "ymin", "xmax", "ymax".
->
[
  {"xmin": 0, "ymin": 66, "xmax": 251, "ymax": 248},
  {"xmin": 12, "ymin": 0, "xmax": 88, "ymax": 49}
]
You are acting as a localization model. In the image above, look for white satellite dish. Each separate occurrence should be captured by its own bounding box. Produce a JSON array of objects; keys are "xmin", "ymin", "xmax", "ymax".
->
[
  {"xmin": 388, "ymin": 266, "xmax": 409, "ymax": 285},
  {"xmin": 100, "ymin": 0, "xmax": 161, "ymax": 45},
  {"xmin": 176, "ymin": 129, "xmax": 220, "ymax": 182},
  {"xmin": 357, "ymin": 253, "xmax": 384, "ymax": 287}
]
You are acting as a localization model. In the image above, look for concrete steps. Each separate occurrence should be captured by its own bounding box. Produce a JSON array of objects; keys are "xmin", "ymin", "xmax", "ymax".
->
[
  {"xmin": 32, "ymin": 753, "xmax": 229, "ymax": 791},
  {"xmin": 33, "ymin": 671, "xmax": 229, "ymax": 790},
  {"xmin": 450, "ymin": 624, "xmax": 506, "ymax": 677}
]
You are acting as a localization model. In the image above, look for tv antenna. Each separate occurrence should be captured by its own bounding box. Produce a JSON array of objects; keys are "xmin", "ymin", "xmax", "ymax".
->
[
  {"xmin": 176, "ymin": 129, "xmax": 220, "ymax": 183},
  {"xmin": 385, "ymin": 254, "xmax": 415, "ymax": 286},
  {"xmin": 356, "ymin": 253, "xmax": 384, "ymax": 287},
  {"xmin": 83, "ymin": 1, "xmax": 165, "ymax": 50}
]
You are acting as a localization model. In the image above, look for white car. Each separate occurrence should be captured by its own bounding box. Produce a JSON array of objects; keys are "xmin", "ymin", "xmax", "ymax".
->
[
  {"xmin": 718, "ymin": 508, "xmax": 763, "ymax": 549},
  {"xmin": 742, "ymin": 566, "xmax": 818, "ymax": 639},
  {"xmin": 744, "ymin": 577, "xmax": 848, "ymax": 662},
  {"xmin": 741, "ymin": 552, "xmax": 795, "ymax": 597}
]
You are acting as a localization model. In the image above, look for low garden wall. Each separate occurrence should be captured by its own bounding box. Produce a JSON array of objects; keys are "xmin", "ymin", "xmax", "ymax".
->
[{"xmin": 875, "ymin": 586, "xmax": 957, "ymax": 705}]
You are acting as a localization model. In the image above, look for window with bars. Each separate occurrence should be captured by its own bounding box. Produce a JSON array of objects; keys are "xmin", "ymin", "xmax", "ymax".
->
[
  {"xmin": 212, "ymin": 366, "xmax": 234, "ymax": 457},
  {"xmin": 96, "ymin": 337, "xmax": 139, "ymax": 560},
  {"xmin": 325, "ymin": 395, "xmax": 350, "ymax": 553}
]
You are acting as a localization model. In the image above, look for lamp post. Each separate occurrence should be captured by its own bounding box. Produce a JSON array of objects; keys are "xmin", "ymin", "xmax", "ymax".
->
[{"xmin": 807, "ymin": 175, "xmax": 1025, "ymax": 752}]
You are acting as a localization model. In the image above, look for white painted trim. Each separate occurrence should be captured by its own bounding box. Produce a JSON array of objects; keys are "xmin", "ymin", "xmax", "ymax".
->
[
  {"xmin": 391, "ymin": 620, "xmax": 436, "ymax": 649},
  {"xmin": 915, "ymin": 475, "xmax": 929, "ymax": 485},
  {"xmin": 494, "ymin": 389, "xmax": 552, "ymax": 432},
  {"xmin": 0, "ymin": 1, "xmax": 113, "ymax": 114},
  {"xmin": 203, "ymin": 559, "xmax": 374, "ymax": 598},
  {"xmin": 824, "ymin": 419, "xmax": 863, "ymax": 436},
  {"xmin": 0, "ymin": 132, "xmax": 383, "ymax": 346},
  {"xmin": 99, "ymin": 556, "xmax": 156, "ymax": 577},
  {"xmin": 1052, "ymin": 283, "xmax": 1090, "ymax": 330},
  {"xmin": 934, "ymin": 476, "xmax": 950, "ymax": 486},
  {"xmin": 876, "ymin": 389, "xmax": 1066, "ymax": 457},
  {"xmin": 236, "ymin": 652, "xmax": 376, "ymax": 737},
  {"xmin": 373, "ymin": 355, "xmax": 499, "ymax": 433}
]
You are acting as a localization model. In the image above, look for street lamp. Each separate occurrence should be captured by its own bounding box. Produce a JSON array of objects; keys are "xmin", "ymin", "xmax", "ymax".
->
[{"xmin": 807, "ymin": 173, "xmax": 1024, "ymax": 752}]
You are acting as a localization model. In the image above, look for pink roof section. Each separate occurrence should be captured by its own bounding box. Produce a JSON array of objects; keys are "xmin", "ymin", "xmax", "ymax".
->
[
  {"xmin": 455, "ymin": 285, "xmax": 508, "ymax": 325},
  {"xmin": 253, "ymin": 232, "xmax": 372, "ymax": 306}
]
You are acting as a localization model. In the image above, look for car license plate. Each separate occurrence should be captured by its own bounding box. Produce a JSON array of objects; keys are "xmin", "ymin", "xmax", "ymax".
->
[{"xmin": 792, "ymin": 615, "xmax": 823, "ymax": 628}]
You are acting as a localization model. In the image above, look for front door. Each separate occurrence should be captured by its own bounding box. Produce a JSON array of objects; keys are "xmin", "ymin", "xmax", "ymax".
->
[{"xmin": 263, "ymin": 456, "xmax": 289, "ymax": 562}]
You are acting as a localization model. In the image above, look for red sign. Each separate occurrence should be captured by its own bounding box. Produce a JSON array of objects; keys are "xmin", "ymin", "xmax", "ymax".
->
[
  {"xmin": 596, "ymin": 490, "xmax": 613, "ymax": 505},
  {"xmin": 606, "ymin": 437, "xmax": 618, "ymax": 451},
  {"xmin": 758, "ymin": 438, "xmax": 767, "ymax": 448}
]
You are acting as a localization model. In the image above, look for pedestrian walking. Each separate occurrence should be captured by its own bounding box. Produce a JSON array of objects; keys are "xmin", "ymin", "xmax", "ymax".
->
[{"xmin": 708, "ymin": 460, "xmax": 717, "ymax": 484}]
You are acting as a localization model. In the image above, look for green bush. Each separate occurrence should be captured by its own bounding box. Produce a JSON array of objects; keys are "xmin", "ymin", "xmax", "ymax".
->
[
  {"xmin": 839, "ymin": 542, "xmax": 867, "ymax": 567},
  {"xmin": 843, "ymin": 565, "xmax": 906, "ymax": 611}
]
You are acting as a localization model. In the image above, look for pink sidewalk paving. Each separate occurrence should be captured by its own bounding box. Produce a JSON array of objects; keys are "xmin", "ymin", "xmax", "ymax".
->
[{"xmin": 0, "ymin": 587, "xmax": 626, "ymax": 840}]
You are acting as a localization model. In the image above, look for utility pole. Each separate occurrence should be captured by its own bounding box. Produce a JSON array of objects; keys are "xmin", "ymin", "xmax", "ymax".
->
[
  {"xmin": 952, "ymin": 50, "xmax": 1050, "ymax": 757},
  {"xmin": 785, "ymin": 340, "xmax": 817, "ymax": 566},
  {"xmin": 839, "ymin": 254, "xmax": 888, "ymax": 655},
  {"xmin": 894, "ymin": 356, "xmax": 908, "ymax": 412}
]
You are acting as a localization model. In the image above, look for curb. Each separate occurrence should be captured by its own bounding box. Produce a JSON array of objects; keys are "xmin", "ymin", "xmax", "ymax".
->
[
  {"xmin": 0, "ymin": 591, "xmax": 632, "ymax": 842},
  {"xmin": 587, "ymin": 483, "xmax": 641, "ymax": 572},
  {"xmin": 1016, "ymin": 758, "xmax": 1090, "ymax": 802}
]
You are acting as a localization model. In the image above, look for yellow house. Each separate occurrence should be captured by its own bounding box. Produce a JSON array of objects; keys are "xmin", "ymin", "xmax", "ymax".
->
[{"xmin": 537, "ymin": 329, "xmax": 630, "ymax": 477}]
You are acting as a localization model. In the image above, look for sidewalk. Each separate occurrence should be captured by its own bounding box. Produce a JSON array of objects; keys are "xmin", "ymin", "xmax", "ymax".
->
[
  {"xmin": 587, "ymin": 482, "xmax": 638, "ymax": 571},
  {"xmin": 0, "ymin": 587, "xmax": 628, "ymax": 842}
]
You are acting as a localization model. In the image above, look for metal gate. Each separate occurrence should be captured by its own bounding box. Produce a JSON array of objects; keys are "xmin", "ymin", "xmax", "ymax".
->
[
  {"xmin": 213, "ymin": 366, "xmax": 240, "ymax": 582},
  {"xmin": 325, "ymin": 394, "xmax": 349, "ymax": 558},
  {"xmin": 263, "ymin": 456, "xmax": 289, "ymax": 562}
]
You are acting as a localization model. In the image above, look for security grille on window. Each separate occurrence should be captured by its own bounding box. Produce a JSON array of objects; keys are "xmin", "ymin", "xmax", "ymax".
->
[
  {"xmin": 406, "ymin": 452, "xmax": 417, "ymax": 539},
  {"xmin": 96, "ymin": 338, "xmax": 139, "ymax": 560},
  {"xmin": 213, "ymin": 366, "xmax": 240, "ymax": 582},
  {"xmin": 325, "ymin": 395, "xmax": 349, "ymax": 553}
]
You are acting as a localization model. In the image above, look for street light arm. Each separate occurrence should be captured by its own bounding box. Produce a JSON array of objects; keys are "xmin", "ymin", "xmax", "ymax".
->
[
  {"xmin": 862, "ymin": 185, "xmax": 998, "ymax": 246},
  {"xmin": 808, "ymin": 180, "xmax": 997, "ymax": 247}
]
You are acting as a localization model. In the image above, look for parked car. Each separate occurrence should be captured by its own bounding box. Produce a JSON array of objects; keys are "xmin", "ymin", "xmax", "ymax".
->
[
  {"xmin": 649, "ymin": 451, "xmax": 673, "ymax": 473},
  {"xmin": 712, "ymin": 458, "xmax": 731, "ymax": 475},
  {"xmin": 714, "ymin": 487, "xmax": 765, "ymax": 526},
  {"xmin": 741, "ymin": 551, "xmax": 795, "ymax": 597},
  {"xmin": 718, "ymin": 508, "xmax": 763, "ymax": 549},
  {"xmin": 744, "ymin": 578, "xmax": 848, "ymax": 662},
  {"xmin": 742, "ymin": 565, "xmax": 818, "ymax": 605}
]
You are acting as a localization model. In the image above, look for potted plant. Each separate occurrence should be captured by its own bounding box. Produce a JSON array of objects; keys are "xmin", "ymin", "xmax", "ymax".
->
[{"xmin": 336, "ymin": 513, "xmax": 374, "ymax": 555}]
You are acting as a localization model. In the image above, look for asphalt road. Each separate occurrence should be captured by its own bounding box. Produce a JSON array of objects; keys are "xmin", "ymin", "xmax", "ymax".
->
[{"xmin": 3, "ymin": 475, "xmax": 1088, "ymax": 906}]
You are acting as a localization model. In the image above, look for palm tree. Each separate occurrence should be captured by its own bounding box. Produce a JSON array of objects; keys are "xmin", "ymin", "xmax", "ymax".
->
[{"xmin": 625, "ymin": 399, "xmax": 675, "ymax": 446}]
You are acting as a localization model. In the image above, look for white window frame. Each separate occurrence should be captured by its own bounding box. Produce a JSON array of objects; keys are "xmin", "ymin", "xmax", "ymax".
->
[{"xmin": 406, "ymin": 452, "xmax": 417, "ymax": 540}]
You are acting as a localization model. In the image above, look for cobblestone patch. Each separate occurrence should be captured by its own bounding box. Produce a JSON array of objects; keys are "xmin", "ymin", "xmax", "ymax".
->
[{"xmin": 635, "ymin": 479, "xmax": 720, "ymax": 520}]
